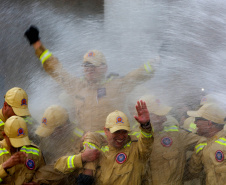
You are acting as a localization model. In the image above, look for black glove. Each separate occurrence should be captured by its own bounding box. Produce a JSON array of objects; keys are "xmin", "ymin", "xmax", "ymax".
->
[
  {"xmin": 24, "ymin": 25, "xmax": 40, "ymax": 45},
  {"xmin": 77, "ymin": 174, "xmax": 94, "ymax": 185}
]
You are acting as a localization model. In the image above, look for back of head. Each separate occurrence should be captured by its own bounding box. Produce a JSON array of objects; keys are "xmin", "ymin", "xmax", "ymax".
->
[
  {"xmin": 140, "ymin": 94, "xmax": 172, "ymax": 116},
  {"xmin": 5, "ymin": 87, "xmax": 30, "ymax": 116},
  {"xmin": 4, "ymin": 116, "xmax": 30, "ymax": 147},
  {"xmin": 35, "ymin": 105, "xmax": 69, "ymax": 137},
  {"xmin": 105, "ymin": 110, "xmax": 130, "ymax": 133},
  {"xmin": 83, "ymin": 50, "xmax": 107, "ymax": 66}
]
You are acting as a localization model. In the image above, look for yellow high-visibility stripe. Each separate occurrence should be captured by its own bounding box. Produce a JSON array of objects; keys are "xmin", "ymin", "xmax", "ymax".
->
[
  {"xmin": 215, "ymin": 138, "xmax": 226, "ymax": 146},
  {"xmin": 20, "ymin": 146, "xmax": 39, "ymax": 156},
  {"xmin": 164, "ymin": 125, "xmax": 179, "ymax": 132},
  {"xmin": 74, "ymin": 127, "xmax": 84, "ymax": 138},
  {"xmin": 124, "ymin": 141, "xmax": 132, "ymax": 148},
  {"xmin": 0, "ymin": 119, "xmax": 4, "ymax": 127},
  {"xmin": 144, "ymin": 62, "xmax": 153, "ymax": 73},
  {"xmin": 195, "ymin": 143, "xmax": 207, "ymax": 153},
  {"xmin": 190, "ymin": 122, "xmax": 197, "ymax": 129},
  {"xmin": 67, "ymin": 155, "xmax": 75, "ymax": 168},
  {"xmin": 0, "ymin": 148, "xmax": 9, "ymax": 156},
  {"xmin": 101, "ymin": 146, "xmax": 109, "ymax": 152},
  {"xmin": 83, "ymin": 142, "xmax": 100, "ymax": 150},
  {"xmin": 129, "ymin": 132, "xmax": 141, "ymax": 138},
  {"xmin": 141, "ymin": 130, "xmax": 152, "ymax": 138},
  {"xmin": 95, "ymin": 130, "xmax": 105, "ymax": 136},
  {"xmin": 40, "ymin": 50, "xmax": 52, "ymax": 64}
]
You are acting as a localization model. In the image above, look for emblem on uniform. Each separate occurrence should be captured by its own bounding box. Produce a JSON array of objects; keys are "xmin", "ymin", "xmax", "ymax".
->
[
  {"xmin": 116, "ymin": 153, "xmax": 127, "ymax": 164},
  {"xmin": 26, "ymin": 159, "xmax": 35, "ymax": 170},
  {"xmin": 215, "ymin": 150, "xmax": 224, "ymax": 162},
  {"xmin": 17, "ymin": 128, "xmax": 25, "ymax": 136},
  {"xmin": 97, "ymin": 88, "xmax": 106, "ymax": 99},
  {"xmin": 21, "ymin": 98, "xmax": 27, "ymax": 105},
  {"xmin": 161, "ymin": 137, "xmax": 173, "ymax": 147},
  {"xmin": 88, "ymin": 52, "xmax": 95, "ymax": 57},
  {"xmin": 116, "ymin": 117, "xmax": 124, "ymax": 124},
  {"xmin": 42, "ymin": 118, "xmax": 47, "ymax": 125}
]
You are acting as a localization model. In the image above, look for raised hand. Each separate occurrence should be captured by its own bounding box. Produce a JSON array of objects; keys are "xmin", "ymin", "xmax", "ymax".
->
[
  {"xmin": 134, "ymin": 100, "xmax": 150, "ymax": 125},
  {"xmin": 81, "ymin": 143, "xmax": 100, "ymax": 162}
]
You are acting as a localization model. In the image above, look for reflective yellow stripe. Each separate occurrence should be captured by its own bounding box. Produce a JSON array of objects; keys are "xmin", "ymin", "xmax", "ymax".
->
[
  {"xmin": 0, "ymin": 178, "xmax": 2, "ymax": 182},
  {"xmin": 67, "ymin": 155, "xmax": 75, "ymax": 168},
  {"xmin": 195, "ymin": 143, "xmax": 207, "ymax": 153},
  {"xmin": 0, "ymin": 148, "xmax": 9, "ymax": 156},
  {"xmin": 129, "ymin": 132, "xmax": 140, "ymax": 138},
  {"xmin": 74, "ymin": 127, "xmax": 84, "ymax": 138},
  {"xmin": 215, "ymin": 138, "xmax": 226, "ymax": 146},
  {"xmin": 164, "ymin": 125, "xmax": 179, "ymax": 132},
  {"xmin": 40, "ymin": 50, "xmax": 52, "ymax": 64},
  {"xmin": 141, "ymin": 130, "xmax": 152, "ymax": 138},
  {"xmin": 23, "ymin": 117, "xmax": 33, "ymax": 125},
  {"xmin": 144, "ymin": 61, "xmax": 153, "ymax": 73},
  {"xmin": 190, "ymin": 122, "xmax": 196, "ymax": 129},
  {"xmin": 0, "ymin": 119, "xmax": 4, "ymax": 127},
  {"xmin": 20, "ymin": 146, "xmax": 39, "ymax": 156},
  {"xmin": 83, "ymin": 142, "xmax": 100, "ymax": 150},
  {"xmin": 124, "ymin": 141, "xmax": 132, "ymax": 148},
  {"xmin": 101, "ymin": 146, "xmax": 109, "ymax": 152}
]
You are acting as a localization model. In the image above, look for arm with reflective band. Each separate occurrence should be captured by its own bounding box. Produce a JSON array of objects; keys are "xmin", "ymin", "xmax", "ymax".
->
[
  {"xmin": 120, "ymin": 61, "xmax": 155, "ymax": 94},
  {"xmin": 137, "ymin": 127, "xmax": 153, "ymax": 160},
  {"xmin": 83, "ymin": 142, "xmax": 100, "ymax": 151},
  {"xmin": 188, "ymin": 144, "xmax": 205, "ymax": 174},
  {"xmin": 35, "ymin": 44, "xmax": 82, "ymax": 94},
  {"xmin": 54, "ymin": 153, "xmax": 82, "ymax": 174},
  {"xmin": 0, "ymin": 148, "xmax": 9, "ymax": 179}
]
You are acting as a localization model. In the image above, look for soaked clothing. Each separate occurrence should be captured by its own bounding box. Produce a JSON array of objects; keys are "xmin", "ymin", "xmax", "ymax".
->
[
  {"xmin": 189, "ymin": 130, "xmax": 226, "ymax": 185},
  {"xmin": 35, "ymin": 45, "xmax": 154, "ymax": 134},
  {"xmin": 147, "ymin": 126, "xmax": 201, "ymax": 185},
  {"xmin": 33, "ymin": 124, "xmax": 79, "ymax": 185},
  {"xmin": 94, "ymin": 128, "xmax": 153, "ymax": 185},
  {"xmin": 0, "ymin": 140, "xmax": 45, "ymax": 184}
]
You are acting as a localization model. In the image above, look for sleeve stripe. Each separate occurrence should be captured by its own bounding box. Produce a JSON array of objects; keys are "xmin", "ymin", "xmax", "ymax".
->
[
  {"xmin": 67, "ymin": 155, "xmax": 75, "ymax": 168},
  {"xmin": 141, "ymin": 130, "xmax": 152, "ymax": 138},
  {"xmin": 40, "ymin": 50, "xmax": 52, "ymax": 64}
]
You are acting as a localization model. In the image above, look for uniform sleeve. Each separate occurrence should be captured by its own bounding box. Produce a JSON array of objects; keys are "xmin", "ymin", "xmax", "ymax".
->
[
  {"xmin": 182, "ymin": 131, "xmax": 202, "ymax": 151},
  {"xmin": 120, "ymin": 60, "xmax": 155, "ymax": 93},
  {"xmin": 54, "ymin": 153, "xmax": 83, "ymax": 174},
  {"xmin": 137, "ymin": 127, "xmax": 153, "ymax": 160},
  {"xmin": 35, "ymin": 44, "xmax": 82, "ymax": 92},
  {"xmin": 188, "ymin": 140, "xmax": 207, "ymax": 174},
  {"xmin": 0, "ymin": 165, "xmax": 8, "ymax": 179}
]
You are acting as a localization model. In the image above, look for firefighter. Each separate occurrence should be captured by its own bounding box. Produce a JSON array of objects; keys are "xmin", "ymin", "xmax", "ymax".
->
[
  {"xmin": 54, "ymin": 100, "xmax": 153, "ymax": 185},
  {"xmin": 24, "ymin": 26, "xmax": 156, "ymax": 139},
  {"xmin": 0, "ymin": 116, "xmax": 45, "ymax": 184},
  {"xmin": 0, "ymin": 87, "xmax": 39, "ymax": 144},
  {"xmin": 188, "ymin": 103, "xmax": 226, "ymax": 185}
]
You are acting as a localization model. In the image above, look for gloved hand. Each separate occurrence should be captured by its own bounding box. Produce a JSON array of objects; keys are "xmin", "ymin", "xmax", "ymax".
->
[{"xmin": 24, "ymin": 25, "xmax": 40, "ymax": 45}]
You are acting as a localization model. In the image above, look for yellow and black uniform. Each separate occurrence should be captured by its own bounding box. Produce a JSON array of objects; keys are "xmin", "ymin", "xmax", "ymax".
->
[
  {"xmin": 0, "ymin": 140, "xmax": 45, "ymax": 184},
  {"xmin": 34, "ymin": 45, "xmax": 154, "ymax": 136},
  {"xmin": 189, "ymin": 130, "xmax": 226, "ymax": 185}
]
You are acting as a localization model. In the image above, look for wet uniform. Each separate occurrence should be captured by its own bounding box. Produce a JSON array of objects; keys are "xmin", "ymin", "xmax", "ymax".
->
[
  {"xmin": 131, "ymin": 116, "xmax": 201, "ymax": 185},
  {"xmin": 35, "ymin": 45, "xmax": 154, "ymax": 136},
  {"xmin": 0, "ymin": 140, "xmax": 45, "ymax": 184},
  {"xmin": 189, "ymin": 130, "xmax": 226, "ymax": 185}
]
